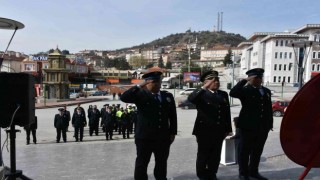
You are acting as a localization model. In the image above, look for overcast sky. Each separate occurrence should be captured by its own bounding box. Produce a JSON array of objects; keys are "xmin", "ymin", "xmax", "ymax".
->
[{"xmin": 1, "ymin": 0, "xmax": 319, "ymax": 54}]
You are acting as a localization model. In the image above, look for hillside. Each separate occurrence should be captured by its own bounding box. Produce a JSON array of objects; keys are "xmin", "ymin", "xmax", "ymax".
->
[{"xmin": 122, "ymin": 30, "xmax": 247, "ymax": 50}]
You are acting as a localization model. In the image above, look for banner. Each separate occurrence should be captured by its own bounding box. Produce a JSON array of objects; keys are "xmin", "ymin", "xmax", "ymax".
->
[{"xmin": 183, "ymin": 72, "xmax": 200, "ymax": 82}]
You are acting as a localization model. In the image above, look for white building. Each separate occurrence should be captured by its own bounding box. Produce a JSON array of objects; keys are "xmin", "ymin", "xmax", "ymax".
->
[{"xmin": 238, "ymin": 24, "xmax": 320, "ymax": 86}]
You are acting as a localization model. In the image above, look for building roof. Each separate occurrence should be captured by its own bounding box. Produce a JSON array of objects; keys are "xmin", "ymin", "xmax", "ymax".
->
[
  {"xmin": 260, "ymin": 34, "xmax": 309, "ymax": 43},
  {"xmin": 237, "ymin": 41, "xmax": 253, "ymax": 48},
  {"xmin": 293, "ymin": 24, "xmax": 320, "ymax": 34},
  {"xmin": 248, "ymin": 32, "xmax": 290, "ymax": 41}
]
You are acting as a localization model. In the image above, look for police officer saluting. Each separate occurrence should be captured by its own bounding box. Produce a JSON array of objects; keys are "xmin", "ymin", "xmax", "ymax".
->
[
  {"xmin": 230, "ymin": 68, "xmax": 273, "ymax": 180},
  {"xmin": 120, "ymin": 69, "xmax": 177, "ymax": 180},
  {"xmin": 188, "ymin": 70, "xmax": 232, "ymax": 180}
]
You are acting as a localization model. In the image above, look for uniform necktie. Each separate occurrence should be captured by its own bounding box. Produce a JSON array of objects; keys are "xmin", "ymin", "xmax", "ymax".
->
[
  {"xmin": 154, "ymin": 94, "xmax": 161, "ymax": 103},
  {"xmin": 259, "ymin": 88, "xmax": 264, "ymax": 96}
]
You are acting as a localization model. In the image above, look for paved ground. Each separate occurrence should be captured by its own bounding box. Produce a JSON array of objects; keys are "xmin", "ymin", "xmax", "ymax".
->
[{"xmin": 1, "ymin": 88, "xmax": 319, "ymax": 180}]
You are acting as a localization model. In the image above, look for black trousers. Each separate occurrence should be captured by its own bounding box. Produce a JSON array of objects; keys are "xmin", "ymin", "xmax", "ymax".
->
[
  {"xmin": 134, "ymin": 138, "xmax": 171, "ymax": 180},
  {"xmin": 89, "ymin": 125, "xmax": 99, "ymax": 136},
  {"xmin": 105, "ymin": 125, "xmax": 113, "ymax": 140},
  {"xmin": 196, "ymin": 133, "xmax": 225, "ymax": 179},
  {"xmin": 26, "ymin": 129, "xmax": 37, "ymax": 143},
  {"xmin": 56, "ymin": 128, "xmax": 67, "ymax": 142},
  {"xmin": 238, "ymin": 128, "xmax": 269, "ymax": 176},
  {"xmin": 74, "ymin": 126, "xmax": 84, "ymax": 141},
  {"xmin": 122, "ymin": 124, "xmax": 130, "ymax": 138}
]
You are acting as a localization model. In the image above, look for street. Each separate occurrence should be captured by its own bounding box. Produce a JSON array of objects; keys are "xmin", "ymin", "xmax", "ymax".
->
[{"xmin": 1, "ymin": 89, "xmax": 320, "ymax": 179}]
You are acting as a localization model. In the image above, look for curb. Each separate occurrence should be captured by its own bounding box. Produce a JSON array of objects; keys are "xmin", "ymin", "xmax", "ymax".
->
[{"xmin": 35, "ymin": 98, "xmax": 109, "ymax": 109}]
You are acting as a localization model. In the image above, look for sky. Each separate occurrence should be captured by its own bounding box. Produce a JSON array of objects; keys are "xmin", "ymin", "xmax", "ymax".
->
[{"xmin": 1, "ymin": 0, "xmax": 319, "ymax": 55}]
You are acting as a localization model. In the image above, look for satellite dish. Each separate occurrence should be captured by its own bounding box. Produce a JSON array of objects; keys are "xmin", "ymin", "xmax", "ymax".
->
[{"xmin": 0, "ymin": 17, "xmax": 24, "ymax": 30}]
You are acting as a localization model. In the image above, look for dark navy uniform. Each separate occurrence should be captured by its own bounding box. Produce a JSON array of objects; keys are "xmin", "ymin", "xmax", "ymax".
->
[
  {"xmin": 230, "ymin": 68, "xmax": 273, "ymax": 180},
  {"xmin": 102, "ymin": 108, "xmax": 114, "ymax": 140},
  {"xmin": 120, "ymin": 84, "xmax": 177, "ymax": 180},
  {"xmin": 54, "ymin": 109, "xmax": 69, "ymax": 143},
  {"xmin": 188, "ymin": 88, "xmax": 232, "ymax": 179},
  {"xmin": 24, "ymin": 116, "xmax": 37, "ymax": 145},
  {"xmin": 88, "ymin": 108, "xmax": 101, "ymax": 136},
  {"xmin": 72, "ymin": 109, "xmax": 87, "ymax": 142}
]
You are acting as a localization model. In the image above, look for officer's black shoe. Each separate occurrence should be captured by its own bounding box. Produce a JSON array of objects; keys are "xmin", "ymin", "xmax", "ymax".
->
[
  {"xmin": 238, "ymin": 175, "xmax": 250, "ymax": 180},
  {"xmin": 26, "ymin": 141, "xmax": 30, "ymax": 145},
  {"xmin": 249, "ymin": 173, "xmax": 268, "ymax": 180}
]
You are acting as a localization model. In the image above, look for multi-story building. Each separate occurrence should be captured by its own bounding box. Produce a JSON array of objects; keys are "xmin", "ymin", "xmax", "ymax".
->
[
  {"xmin": 200, "ymin": 44, "xmax": 241, "ymax": 67},
  {"xmin": 238, "ymin": 24, "xmax": 320, "ymax": 86}
]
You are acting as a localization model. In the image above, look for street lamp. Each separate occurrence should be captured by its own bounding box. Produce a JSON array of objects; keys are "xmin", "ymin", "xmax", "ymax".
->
[{"xmin": 287, "ymin": 40, "xmax": 320, "ymax": 90}]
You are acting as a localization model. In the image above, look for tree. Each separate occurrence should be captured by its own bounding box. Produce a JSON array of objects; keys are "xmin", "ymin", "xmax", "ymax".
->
[
  {"xmin": 62, "ymin": 50, "xmax": 70, "ymax": 55},
  {"xmin": 129, "ymin": 55, "xmax": 148, "ymax": 69},
  {"xmin": 165, "ymin": 61, "xmax": 172, "ymax": 69},
  {"xmin": 113, "ymin": 57, "xmax": 131, "ymax": 70},
  {"xmin": 158, "ymin": 55, "xmax": 164, "ymax": 68},
  {"xmin": 223, "ymin": 49, "xmax": 233, "ymax": 66},
  {"xmin": 48, "ymin": 49, "xmax": 54, "ymax": 54},
  {"xmin": 146, "ymin": 63, "xmax": 154, "ymax": 69}
]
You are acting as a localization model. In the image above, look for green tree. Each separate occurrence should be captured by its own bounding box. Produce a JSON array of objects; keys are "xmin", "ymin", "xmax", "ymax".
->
[
  {"xmin": 146, "ymin": 63, "xmax": 154, "ymax": 69},
  {"xmin": 223, "ymin": 49, "xmax": 233, "ymax": 66},
  {"xmin": 113, "ymin": 57, "xmax": 131, "ymax": 70},
  {"xmin": 129, "ymin": 55, "xmax": 148, "ymax": 69},
  {"xmin": 61, "ymin": 50, "xmax": 70, "ymax": 55},
  {"xmin": 158, "ymin": 55, "xmax": 164, "ymax": 68},
  {"xmin": 165, "ymin": 61, "xmax": 172, "ymax": 69}
]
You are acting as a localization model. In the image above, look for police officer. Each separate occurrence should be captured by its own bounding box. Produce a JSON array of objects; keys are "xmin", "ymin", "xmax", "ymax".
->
[
  {"xmin": 24, "ymin": 116, "xmax": 37, "ymax": 145},
  {"xmin": 103, "ymin": 106, "xmax": 114, "ymax": 140},
  {"xmin": 230, "ymin": 68, "xmax": 273, "ymax": 180},
  {"xmin": 121, "ymin": 109, "xmax": 131, "ymax": 139},
  {"xmin": 88, "ymin": 105, "xmax": 101, "ymax": 136},
  {"xmin": 188, "ymin": 70, "xmax": 232, "ymax": 180},
  {"xmin": 72, "ymin": 107, "xmax": 87, "ymax": 142},
  {"xmin": 54, "ymin": 108, "xmax": 69, "ymax": 143},
  {"xmin": 120, "ymin": 70, "xmax": 177, "ymax": 180},
  {"xmin": 63, "ymin": 105, "xmax": 71, "ymax": 132}
]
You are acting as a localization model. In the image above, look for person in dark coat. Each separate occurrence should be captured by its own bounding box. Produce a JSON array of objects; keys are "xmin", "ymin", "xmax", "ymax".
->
[
  {"xmin": 100, "ymin": 104, "xmax": 109, "ymax": 132},
  {"xmin": 120, "ymin": 70, "xmax": 177, "ymax": 180},
  {"xmin": 54, "ymin": 108, "xmax": 69, "ymax": 143},
  {"xmin": 74, "ymin": 103, "xmax": 86, "ymax": 117},
  {"xmin": 188, "ymin": 70, "xmax": 232, "ymax": 180},
  {"xmin": 121, "ymin": 109, "xmax": 131, "ymax": 139},
  {"xmin": 87, "ymin": 105, "xmax": 93, "ymax": 118},
  {"xmin": 63, "ymin": 105, "xmax": 71, "ymax": 132},
  {"xmin": 72, "ymin": 107, "xmax": 87, "ymax": 142},
  {"xmin": 103, "ymin": 106, "xmax": 114, "ymax": 140},
  {"xmin": 230, "ymin": 68, "xmax": 273, "ymax": 180},
  {"xmin": 24, "ymin": 116, "xmax": 37, "ymax": 145},
  {"xmin": 88, "ymin": 105, "xmax": 101, "ymax": 136}
]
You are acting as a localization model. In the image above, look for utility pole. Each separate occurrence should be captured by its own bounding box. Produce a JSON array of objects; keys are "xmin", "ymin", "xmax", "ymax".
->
[{"xmin": 231, "ymin": 52, "xmax": 235, "ymax": 105}]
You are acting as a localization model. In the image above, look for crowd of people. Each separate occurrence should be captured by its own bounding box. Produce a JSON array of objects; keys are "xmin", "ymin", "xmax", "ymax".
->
[{"xmin": 51, "ymin": 103, "xmax": 138, "ymax": 143}]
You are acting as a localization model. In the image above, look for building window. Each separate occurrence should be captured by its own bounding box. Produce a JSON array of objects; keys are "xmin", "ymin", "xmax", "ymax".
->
[
  {"xmin": 24, "ymin": 64, "xmax": 34, "ymax": 71},
  {"xmin": 288, "ymin": 77, "xmax": 291, "ymax": 83},
  {"xmin": 274, "ymin": 64, "xmax": 277, "ymax": 70},
  {"xmin": 289, "ymin": 63, "xmax": 293, "ymax": 71},
  {"xmin": 51, "ymin": 74, "xmax": 55, "ymax": 82},
  {"xmin": 276, "ymin": 40, "xmax": 278, "ymax": 46},
  {"xmin": 284, "ymin": 64, "xmax": 287, "ymax": 71},
  {"xmin": 318, "ymin": 64, "xmax": 320, "ymax": 71},
  {"xmin": 283, "ymin": 76, "xmax": 286, "ymax": 83},
  {"xmin": 313, "ymin": 52, "xmax": 316, "ymax": 59},
  {"xmin": 280, "ymin": 52, "xmax": 283, "ymax": 59},
  {"xmin": 280, "ymin": 40, "xmax": 283, "ymax": 46},
  {"xmin": 274, "ymin": 76, "xmax": 277, "ymax": 82},
  {"xmin": 284, "ymin": 52, "xmax": 287, "ymax": 59},
  {"xmin": 289, "ymin": 52, "xmax": 292, "ymax": 59},
  {"xmin": 278, "ymin": 76, "xmax": 281, "ymax": 82},
  {"xmin": 318, "ymin": 52, "xmax": 320, "ymax": 59},
  {"xmin": 312, "ymin": 64, "xmax": 315, "ymax": 71},
  {"xmin": 279, "ymin": 64, "xmax": 282, "ymax": 70},
  {"xmin": 275, "ymin": 52, "xmax": 278, "ymax": 59},
  {"xmin": 285, "ymin": 40, "xmax": 288, "ymax": 46}
]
